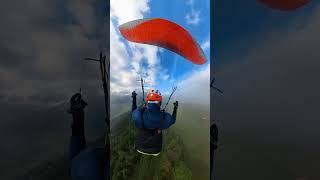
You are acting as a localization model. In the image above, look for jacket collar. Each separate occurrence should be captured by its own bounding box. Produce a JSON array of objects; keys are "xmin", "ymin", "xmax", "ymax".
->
[{"xmin": 146, "ymin": 103, "xmax": 161, "ymax": 111}]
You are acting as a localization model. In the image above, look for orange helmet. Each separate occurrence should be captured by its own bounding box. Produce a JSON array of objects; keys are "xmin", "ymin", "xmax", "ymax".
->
[{"xmin": 146, "ymin": 90, "xmax": 162, "ymax": 103}]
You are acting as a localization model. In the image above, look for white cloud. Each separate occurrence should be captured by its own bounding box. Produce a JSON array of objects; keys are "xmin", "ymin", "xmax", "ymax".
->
[
  {"xmin": 185, "ymin": 0, "xmax": 201, "ymax": 25},
  {"xmin": 185, "ymin": 9, "xmax": 201, "ymax": 25},
  {"xmin": 110, "ymin": 0, "xmax": 150, "ymax": 24},
  {"xmin": 110, "ymin": 0, "xmax": 168, "ymax": 95},
  {"xmin": 175, "ymin": 65, "xmax": 210, "ymax": 105},
  {"xmin": 201, "ymin": 38, "xmax": 210, "ymax": 50}
]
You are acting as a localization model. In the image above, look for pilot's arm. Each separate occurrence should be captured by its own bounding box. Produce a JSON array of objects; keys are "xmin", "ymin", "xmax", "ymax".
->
[{"xmin": 162, "ymin": 101, "xmax": 178, "ymax": 129}]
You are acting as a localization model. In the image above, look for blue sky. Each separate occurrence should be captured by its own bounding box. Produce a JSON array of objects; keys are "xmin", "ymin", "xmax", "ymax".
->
[
  {"xmin": 110, "ymin": 0, "xmax": 210, "ymax": 96},
  {"xmin": 147, "ymin": 0, "xmax": 210, "ymax": 91}
]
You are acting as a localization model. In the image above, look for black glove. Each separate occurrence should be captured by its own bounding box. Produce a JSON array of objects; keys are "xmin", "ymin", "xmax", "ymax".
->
[
  {"xmin": 68, "ymin": 93, "xmax": 88, "ymax": 114},
  {"xmin": 132, "ymin": 91, "xmax": 137, "ymax": 98},
  {"xmin": 173, "ymin": 101, "xmax": 178, "ymax": 109},
  {"xmin": 132, "ymin": 91, "xmax": 138, "ymax": 112},
  {"xmin": 172, "ymin": 101, "xmax": 178, "ymax": 115}
]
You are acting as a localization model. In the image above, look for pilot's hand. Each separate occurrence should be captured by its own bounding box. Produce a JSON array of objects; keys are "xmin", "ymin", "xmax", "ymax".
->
[
  {"xmin": 173, "ymin": 101, "xmax": 178, "ymax": 109},
  {"xmin": 68, "ymin": 93, "xmax": 88, "ymax": 113},
  {"xmin": 132, "ymin": 91, "xmax": 137, "ymax": 98}
]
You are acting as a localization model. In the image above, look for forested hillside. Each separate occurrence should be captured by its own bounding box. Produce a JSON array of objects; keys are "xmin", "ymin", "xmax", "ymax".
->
[{"xmin": 111, "ymin": 112, "xmax": 192, "ymax": 180}]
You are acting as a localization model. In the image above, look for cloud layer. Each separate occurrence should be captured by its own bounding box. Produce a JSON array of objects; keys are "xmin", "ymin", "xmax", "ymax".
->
[
  {"xmin": 0, "ymin": 0, "xmax": 108, "ymax": 178},
  {"xmin": 177, "ymin": 65, "xmax": 210, "ymax": 106},
  {"xmin": 212, "ymin": 4, "xmax": 320, "ymax": 178}
]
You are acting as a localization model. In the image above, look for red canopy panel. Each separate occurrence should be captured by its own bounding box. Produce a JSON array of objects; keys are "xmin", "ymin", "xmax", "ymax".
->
[{"xmin": 119, "ymin": 18, "xmax": 207, "ymax": 65}]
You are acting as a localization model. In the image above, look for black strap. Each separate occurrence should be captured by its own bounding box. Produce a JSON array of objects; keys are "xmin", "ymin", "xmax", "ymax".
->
[
  {"xmin": 140, "ymin": 106, "xmax": 146, "ymax": 130},
  {"xmin": 160, "ymin": 110, "xmax": 165, "ymax": 130}
]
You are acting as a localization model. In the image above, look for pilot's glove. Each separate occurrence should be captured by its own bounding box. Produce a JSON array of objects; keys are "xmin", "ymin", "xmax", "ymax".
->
[
  {"xmin": 132, "ymin": 91, "xmax": 137, "ymax": 98},
  {"xmin": 173, "ymin": 101, "xmax": 178, "ymax": 110},
  {"xmin": 68, "ymin": 93, "xmax": 88, "ymax": 114}
]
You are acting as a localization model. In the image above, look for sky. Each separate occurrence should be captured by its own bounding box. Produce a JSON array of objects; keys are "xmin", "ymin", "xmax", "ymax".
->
[
  {"xmin": 212, "ymin": 1, "xmax": 320, "ymax": 179},
  {"xmin": 110, "ymin": 0, "xmax": 210, "ymax": 105}
]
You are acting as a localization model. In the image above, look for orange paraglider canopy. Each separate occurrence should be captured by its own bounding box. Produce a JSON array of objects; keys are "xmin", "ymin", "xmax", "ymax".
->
[
  {"xmin": 259, "ymin": 0, "xmax": 310, "ymax": 11},
  {"xmin": 119, "ymin": 18, "xmax": 207, "ymax": 65}
]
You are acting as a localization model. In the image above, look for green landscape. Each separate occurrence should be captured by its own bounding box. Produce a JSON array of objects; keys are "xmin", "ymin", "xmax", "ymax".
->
[{"xmin": 111, "ymin": 103, "xmax": 210, "ymax": 180}]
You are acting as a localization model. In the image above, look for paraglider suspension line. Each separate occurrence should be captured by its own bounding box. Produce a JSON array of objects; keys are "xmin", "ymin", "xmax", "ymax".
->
[
  {"xmin": 162, "ymin": 86, "xmax": 177, "ymax": 110},
  {"xmin": 139, "ymin": 78, "xmax": 145, "ymax": 103}
]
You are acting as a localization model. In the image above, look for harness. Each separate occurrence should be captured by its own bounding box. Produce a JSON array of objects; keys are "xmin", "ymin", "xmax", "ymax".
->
[{"xmin": 134, "ymin": 104, "xmax": 166, "ymax": 156}]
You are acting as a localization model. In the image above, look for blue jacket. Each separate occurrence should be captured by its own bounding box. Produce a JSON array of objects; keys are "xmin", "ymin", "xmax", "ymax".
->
[
  {"xmin": 70, "ymin": 136, "xmax": 109, "ymax": 180},
  {"xmin": 132, "ymin": 103, "xmax": 176, "ymax": 130}
]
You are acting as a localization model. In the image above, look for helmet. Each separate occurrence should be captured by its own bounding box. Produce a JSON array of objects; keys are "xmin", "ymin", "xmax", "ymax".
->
[{"xmin": 146, "ymin": 90, "xmax": 162, "ymax": 104}]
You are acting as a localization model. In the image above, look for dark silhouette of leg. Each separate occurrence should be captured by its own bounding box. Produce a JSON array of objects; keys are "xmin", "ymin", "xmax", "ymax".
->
[{"xmin": 69, "ymin": 110, "xmax": 87, "ymax": 160}]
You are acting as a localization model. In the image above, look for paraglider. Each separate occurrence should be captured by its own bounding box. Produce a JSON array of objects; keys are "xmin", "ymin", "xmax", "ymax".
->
[
  {"xmin": 259, "ymin": 0, "xmax": 310, "ymax": 11},
  {"xmin": 119, "ymin": 18, "xmax": 207, "ymax": 65},
  {"xmin": 119, "ymin": 18, "xmax": 192, "ymax": 156}
]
